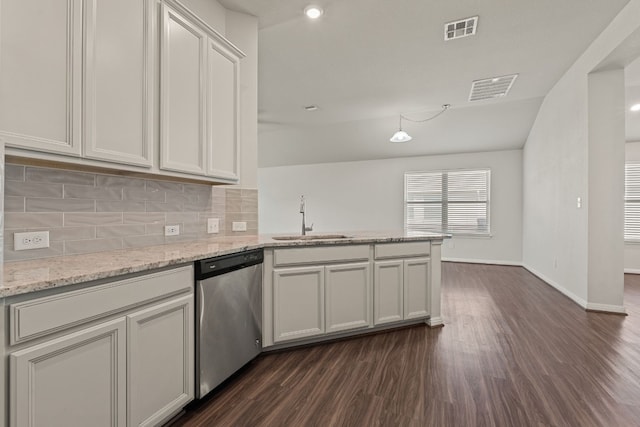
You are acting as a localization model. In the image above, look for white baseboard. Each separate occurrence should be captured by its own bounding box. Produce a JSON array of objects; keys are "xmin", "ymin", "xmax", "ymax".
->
[
  {"xmin": 585, "ymin": 303, "xmax": 627, "ymax": 314},
  {"xmin": 445, "ymin": 260, "xmax": 626, "ymax": 314},
  {"xmin": 522, "ymin": 264, "xmax": 628, "ymax": 314},
  {"xmin": 426, "ymin": 316, "xmax": 444, "ymax": 327},
  {"xmin": 442, "ymin": 257, "xmax": 523, "ymax": 267},
  {"xmin": 624, "ymin": 268, "xmax": 640, "ymax": 274},
  {"xmin": 521, "ymin": 264, "xmax": 588, "ymax": 309}
]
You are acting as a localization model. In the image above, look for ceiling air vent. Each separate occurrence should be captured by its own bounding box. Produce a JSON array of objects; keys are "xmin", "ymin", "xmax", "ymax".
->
[
  {"xmin": 444, "ymin": 16, "xmax": 478, "ymax": 41},
  {"xmin": 469, "ymin": 74, "xmax": 518, "ymax": 101}
]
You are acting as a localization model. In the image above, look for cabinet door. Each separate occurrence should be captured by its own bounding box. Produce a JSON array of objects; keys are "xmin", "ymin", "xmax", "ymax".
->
[
  {"xmin": 127, "ymin": 294, "xmax": 194, "ymax": 427},
  {"xmin": 325, "ymin": 262, "xmax": 372, "ymax": 333},
  {"xmin": 160, "ymin": 4, "xmax": 207, "ymax": 175},
  {"xmin": 83, "ymin": 0, "xmax": 154, "ymax": 167},
  {"xmin": 273, "ymin": 266, "xmax": 325, "ymax": 343},
  {"xmin": 0, "ymin": 0, "xmax": 82, "ymax": 156},
  {"xmin": 10, "ymin": 319, "xmax": 126, "ymax": 427},
  {"xmin": 374, "ymin": 260, "xmax": 404, "ymax": 325},
  {"xmin": 207, "ymin": 39, "xmax": 240, "ymax": 181},
  {"xmin": 404, "ymin": 257, "xmax": 430, "ymax": 320}
]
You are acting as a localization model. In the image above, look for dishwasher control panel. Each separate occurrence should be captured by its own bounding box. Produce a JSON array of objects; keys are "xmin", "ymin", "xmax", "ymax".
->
[{"xmin": 195, "ymin": 249, "xmax": 264, "ymax": 280}]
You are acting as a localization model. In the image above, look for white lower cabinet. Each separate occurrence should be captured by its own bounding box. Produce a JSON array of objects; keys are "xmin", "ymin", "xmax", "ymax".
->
[
  {"xmin": 403, "ymin": 258, "xmax": 430, "ymax": 320},
  {"xmin": 325, "ymin": 262, "xmax": 372, "ymax": 333},
  {"xmin": 273, "ymin": 266, "xmax": 325, "ymax": 343},
  {"xmin": 10, "ymin": 319, "xmax": 127, "ymax": 427},
  {"xmin": 127, "ymin": 295, "xmax": 194, "ymax": 427},
  {"xmin": 264, "ymin": 242, "xmax": 439, "ymax": 348},
  {"xmin": 7, "ymin": 266, "xmax": 194, "ymax": 427},
  {"xmin": 374, "ymin": 257, "xmax": 430, "ymax": 325},
  {"xmin": 271, "ymin": 261, "xmax": 372, "ymax": 344},
  {"xmin": 373, "ymin": 260, "xmax": 404, "ymax": 324}
]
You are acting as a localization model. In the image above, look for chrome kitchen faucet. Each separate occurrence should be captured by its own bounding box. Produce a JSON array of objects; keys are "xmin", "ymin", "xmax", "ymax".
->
[{"xmin": 300, "ymin": 195, "xmax": 313, "ymax": 235}]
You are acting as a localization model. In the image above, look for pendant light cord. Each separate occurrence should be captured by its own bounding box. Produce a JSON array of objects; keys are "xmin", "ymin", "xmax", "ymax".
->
[{"xmin": 400, "ymin": 104, "xmax": 451, "ymax": 124}]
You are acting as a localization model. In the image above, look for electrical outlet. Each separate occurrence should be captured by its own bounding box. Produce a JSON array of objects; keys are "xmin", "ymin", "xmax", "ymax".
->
[
  {"xmin": 207, "ymin": 218, "xmax": 220, "ymax": 234},
  {"xmin": 14, "ymin": 231, "xmax": 50, "ymax": 251},
  {"xmin": 164, "ymin": 225, "xmax": 180, "ymax": 236},
  {"xmin": 232, "ymin": 221, "xmax": 247, "ymax": 232}
]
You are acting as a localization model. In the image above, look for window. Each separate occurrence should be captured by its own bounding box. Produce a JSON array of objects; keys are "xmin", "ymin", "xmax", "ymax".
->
[
  {"xmin": 405, "ymin": 169, "xmax": 490, "ymax": 235},
  {"xmin": 625, "ymin": 162, "xmax": 640, "ymax": 241}
]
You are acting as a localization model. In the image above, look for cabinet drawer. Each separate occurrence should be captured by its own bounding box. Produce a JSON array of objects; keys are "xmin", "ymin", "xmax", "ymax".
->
[
  {"xmin": 374, "ymin": 242, "xmax": 430, "ymax": 259},
  {"xmin": 273, "ymin": 245, "xmax": 369, "ymax": 267},
  {"xmin": 9, "ymin": 265, "xmax": 193, "ymax": 345}
]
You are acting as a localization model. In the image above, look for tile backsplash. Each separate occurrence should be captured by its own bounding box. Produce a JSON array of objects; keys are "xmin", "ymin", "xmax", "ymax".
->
[{"xmin": 4, "ymin": 163, "xmax": 258, "ymax": 262}]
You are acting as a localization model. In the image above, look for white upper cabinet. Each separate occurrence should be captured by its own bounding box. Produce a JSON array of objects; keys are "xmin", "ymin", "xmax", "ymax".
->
[
  {"xmin": 160, "ymin": 2, "xmax": 244, "ymax": 182},
  {"xmin": 207, "ymin": 38, "xmax": 240, "ymax": 181},
  {"xmin": 1, "ymin": 0, "xmax": 246, "ymax": 183},
  {"xmin": 83, "ymin": 0, "xmax": 154, "ymax": 167},
  {"xmin": 0, "ymin": 0, "xmax": 82, "ymax": 156},
  {"xmin": 160, "ymin": 4, "xmax": 208, "ymax": 175}
]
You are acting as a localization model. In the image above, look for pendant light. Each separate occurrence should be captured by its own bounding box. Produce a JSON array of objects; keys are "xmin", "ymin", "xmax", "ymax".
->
[
  {"xmin": 390, "ymin": 116, "xmax": 412, "ymax": 142},
  {"xmin": 390, "ymin": 104, "xmax": 451, "ymax": 143}
]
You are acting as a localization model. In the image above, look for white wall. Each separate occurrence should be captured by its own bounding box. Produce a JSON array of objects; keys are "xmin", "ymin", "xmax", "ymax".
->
[
  {"xmin": 259, "ymin": 149, "xmax": 523, "ymax": 265},
  {"xmin": 523, "ymin": 0, "xmax": 640, "ymax": 312},
  {"xmin": 180, "ymin": 0, "xmax": 226, "ymax": 32}
]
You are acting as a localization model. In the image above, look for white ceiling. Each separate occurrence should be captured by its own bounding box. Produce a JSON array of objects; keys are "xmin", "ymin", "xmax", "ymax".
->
[{"xmin": 218, "ymin": 0, "xmax": 633, "ymax": 167}]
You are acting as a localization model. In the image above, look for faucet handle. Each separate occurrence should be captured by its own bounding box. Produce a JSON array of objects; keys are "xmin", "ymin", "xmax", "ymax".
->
[{"xmin": 305, "ymin": 223, "xmax": 314, "ymax": 232}]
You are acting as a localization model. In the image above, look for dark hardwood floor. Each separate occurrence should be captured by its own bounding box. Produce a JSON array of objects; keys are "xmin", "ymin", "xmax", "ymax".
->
[{"xmin": 174, "ymin": 263, "xmax": 640, "ymax": 427}]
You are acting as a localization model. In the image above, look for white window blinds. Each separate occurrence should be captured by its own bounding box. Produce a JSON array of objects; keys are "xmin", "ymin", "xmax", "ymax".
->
[
  {"xmin": 625, "ymin": 163, "xmax": 640, "ymax": 241},
  {"xmin": 405, "ymin": 169, "xmax": 490, "ymax": 235}
]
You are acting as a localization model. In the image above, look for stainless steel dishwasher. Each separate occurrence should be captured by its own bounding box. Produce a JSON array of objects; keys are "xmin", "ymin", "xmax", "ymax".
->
[{"xmin": 194, "ymin": 249, "xmax": 263, "ymax": 399}]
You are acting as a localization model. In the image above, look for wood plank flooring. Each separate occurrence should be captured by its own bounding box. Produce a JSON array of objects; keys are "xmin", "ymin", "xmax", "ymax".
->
[{"xmin": 173, "ymin": 263, "xmax": 640, "ymax": 426}]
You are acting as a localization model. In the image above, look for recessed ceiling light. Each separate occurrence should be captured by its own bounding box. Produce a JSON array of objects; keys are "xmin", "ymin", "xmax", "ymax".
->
[
  {"xmin": 631, "ymin": 103, "xmax": 640, "ymax": 112},
  {"xmin": 304, "ymin": 5, "xmax": 323, "ymax": 19}
]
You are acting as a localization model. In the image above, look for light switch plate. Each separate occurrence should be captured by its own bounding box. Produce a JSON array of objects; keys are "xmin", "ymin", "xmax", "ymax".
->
[
  {"xmin": 207, "ymin": 218, "xmax": 220, "ymax": 234},
  {"xmin": 232, "ymin": 221, "xmax": 247, "ymax": 232}
]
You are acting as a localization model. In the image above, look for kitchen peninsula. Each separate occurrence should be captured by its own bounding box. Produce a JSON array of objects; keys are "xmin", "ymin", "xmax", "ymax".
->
[{"xmin": 0, "ymin": 231, "xmax": 446, "ymax": 426}]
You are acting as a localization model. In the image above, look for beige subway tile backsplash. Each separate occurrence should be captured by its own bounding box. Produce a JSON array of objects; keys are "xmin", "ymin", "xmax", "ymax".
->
[
  {"xmin": 26, "ymin": 167, "xmax": 95, "ymax": 186},
  {"xmin": 124, "ymin": 212, "xmax": 165, "ymax": 224},
  {"xmin": 64, "ymin": 184, "xmax": 123, "ymax": 200},
  {"xmin": 96, "ymin": 174, "xmax": 146, "ymax": 189},
  {"xmin": 96, "ymin": 200, "xmax": 147, "ymax": 212},
  {"xmin": 48, "ymin": 226, "xmax": 96, "ymax": 241},
  {"xmin": 123, "ymin": 187, "xmax": 166, "ymax": 202},
  {"xmin": 5, "ymin": 196, "xmax": 25, "ymax": 212},
  {"xmin": 64, "ymin": 238, "xmax": 123, "ymax": 255},
  {"xmin": 64, "ymin": 212, "xmax": 124, "ymax": 227},
  {"xmin": 5, "ymin": 164, "xmax": 25, "ymax": 181},
  {"xmin": 3, "ymin": 163, "xmax": 258, "ymax": 261},
  {"xmin": 96, "ymin": 224, "xmax": 146, "ymax": 238},
  {"xmin": 123, "ymin": 234, "xmax": 165, "ymax": 249},
  {"xmin": 5, "ymin": 212, "xmax": 64, "ymax": 229},
  {"xmin": 26, "ymin": 197, "xmax": 95, "ymax": 212},
  {"xmin": 6, "ymin": 181, "xmax": 63, "ymax": 198}
]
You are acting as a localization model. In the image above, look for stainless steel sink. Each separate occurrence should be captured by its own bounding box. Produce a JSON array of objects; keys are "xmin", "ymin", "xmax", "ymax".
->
[{"xmin": 271, "ymin": 234, "xmax": 351, "ymax": 241}]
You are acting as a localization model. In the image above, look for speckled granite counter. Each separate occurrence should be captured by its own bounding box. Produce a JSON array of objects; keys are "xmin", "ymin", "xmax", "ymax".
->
[{"xmin": 1, "ymin": 231, "xmax": 447, "ymax": 298}]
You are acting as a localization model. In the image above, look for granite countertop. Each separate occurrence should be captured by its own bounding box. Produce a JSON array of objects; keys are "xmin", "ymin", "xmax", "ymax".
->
[{"xmin": 1, "ymin": 231, "xmax": 447, "ymax": 298}]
